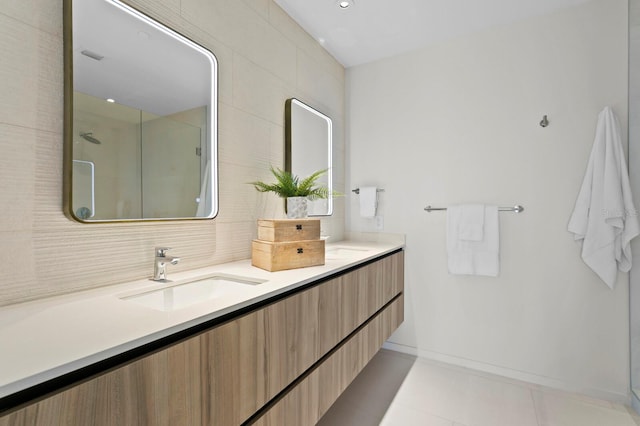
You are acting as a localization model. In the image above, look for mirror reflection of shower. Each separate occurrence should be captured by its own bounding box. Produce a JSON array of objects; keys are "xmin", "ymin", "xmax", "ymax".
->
[
  {"xmin": 80, "ymin": 132, "xmax": 102, "ymax": 144},
  {"xmin": 631, "ymin": 0, "xmax": 640, "ymax": 415}
]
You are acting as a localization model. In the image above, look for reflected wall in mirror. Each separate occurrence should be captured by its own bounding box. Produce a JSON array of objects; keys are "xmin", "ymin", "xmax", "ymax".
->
[
  {"xmin": 285, "ymin": 98, "xmax": 333, "ymax": 216},
  {"xmin": 64, "ymin": 0, "xmax": 218, "ymax": 222}
]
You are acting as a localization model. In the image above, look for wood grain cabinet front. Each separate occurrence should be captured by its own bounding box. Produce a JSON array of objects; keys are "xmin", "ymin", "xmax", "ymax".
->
[
  {"xmin": 252, "ymin": 295, "xmax": 404, "ymax": 426},
  {"xmin": 0, "ymin": 251, "xmax": 404, "ymax": 426},
  {"xmin": 0, "ymin": 337, "xmax": 203, "ymax": 426}
]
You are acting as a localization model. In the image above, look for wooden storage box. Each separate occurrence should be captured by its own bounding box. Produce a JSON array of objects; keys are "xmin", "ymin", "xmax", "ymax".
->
[
  {"xmin": 257, "ymin": 219, "xmax": 321, "ymax": 242},
  {"xmin": 252, "ymin": 239, "xmax": 325, "ymax": 272}
]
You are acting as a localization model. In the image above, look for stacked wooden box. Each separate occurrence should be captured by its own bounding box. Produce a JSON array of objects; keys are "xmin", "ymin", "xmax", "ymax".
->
[{"xmin": 251, "ymin": 219, "xmax": 325, "ymax": 272}]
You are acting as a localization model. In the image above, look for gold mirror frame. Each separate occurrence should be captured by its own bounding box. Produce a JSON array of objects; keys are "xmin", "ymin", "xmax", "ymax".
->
[
  {"xmin": 285, "ymin": 98, "xmax": 333, "ymax": 216},
  {"xmin": 63, "ymin": 0, "xmax": 219, "ymax": 222}
]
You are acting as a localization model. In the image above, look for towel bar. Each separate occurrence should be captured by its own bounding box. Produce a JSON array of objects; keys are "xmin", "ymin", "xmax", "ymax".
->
[
  {"xmin": 352, "ymin": 188, "xmax": 385, "ymax": 194},
  {"xmin": 424, "ymin": 205, "xmax": 524, "ymax": 213}
]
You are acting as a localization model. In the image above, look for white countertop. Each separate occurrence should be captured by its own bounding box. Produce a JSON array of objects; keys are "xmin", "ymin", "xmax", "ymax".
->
[{"xmin": 0, "ymin": 235, "xmax": 404, "ymax": 400}]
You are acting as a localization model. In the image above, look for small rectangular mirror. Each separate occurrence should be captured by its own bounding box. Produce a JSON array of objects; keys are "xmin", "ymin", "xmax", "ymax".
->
[
  {"xmin": 64, "ymin": 0, "xmax": 218, "ymax": 222},
  {"xmin": 285, "ymin": 98, "xmax": 333, "ymax": 216}
]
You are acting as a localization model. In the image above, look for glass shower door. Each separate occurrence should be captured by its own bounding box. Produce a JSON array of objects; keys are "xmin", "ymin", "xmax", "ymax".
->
[{"xmin": 630, "ymin": 0, "xmax": 640, "ymax": 414}]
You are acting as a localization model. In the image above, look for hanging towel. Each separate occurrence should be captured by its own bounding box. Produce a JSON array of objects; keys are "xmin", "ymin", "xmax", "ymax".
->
[
  {"xmin": 359, "ymin": 186, "xmax": 377, "ymax": 218},
  {"xmin": 458, "ymin": 204, "xmax": 485, "ymax": 241},
  {"xmin": 568, "ymin": 106, "xmax": 640, "ymax": 289},
  {"xmin": 447, "ymin": 205, "xmax": 500, "ymax": 276},
  {"xmin": 195, "ymin": 160, "xmax": 211, "ymax": 217}
]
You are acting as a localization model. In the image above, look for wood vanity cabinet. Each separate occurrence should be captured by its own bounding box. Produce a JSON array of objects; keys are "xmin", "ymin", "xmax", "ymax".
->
[
  {"xmin": 0, "ymin": 251, "xmax": 404, "ymax": 426},
  {"xmin": 252, "ymin": 296, "xmax": 404, "ymax": 425}
]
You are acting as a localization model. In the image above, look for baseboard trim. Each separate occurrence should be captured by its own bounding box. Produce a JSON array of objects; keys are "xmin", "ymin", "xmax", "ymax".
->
[
  {"xmin": 632, "ymin": 391, "xmax": 640, "ymax": 414},
  {"xmin": 382, "ymin": 341, "xmax": 630, "ymax": 404}
]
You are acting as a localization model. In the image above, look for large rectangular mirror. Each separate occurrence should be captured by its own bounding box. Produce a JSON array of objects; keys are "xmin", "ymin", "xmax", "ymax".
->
[
  {"xmin": 64, "ymin": 0, "xmax": 218, "ymax": 222},
  {"xmin": 285, "ymin": 98, "xmax": 333, "ymax": 216}
]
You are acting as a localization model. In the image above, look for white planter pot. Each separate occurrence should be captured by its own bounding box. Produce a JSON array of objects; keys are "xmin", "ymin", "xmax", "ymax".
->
[{"xmin": 286, "ymin": 197, "xmax": 308, "ymax": 219}]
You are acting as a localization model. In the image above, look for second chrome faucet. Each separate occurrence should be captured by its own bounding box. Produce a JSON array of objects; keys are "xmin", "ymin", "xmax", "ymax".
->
[{"xmin": 153, "ymin": 247, "xmax": 180, "ymax": 282}]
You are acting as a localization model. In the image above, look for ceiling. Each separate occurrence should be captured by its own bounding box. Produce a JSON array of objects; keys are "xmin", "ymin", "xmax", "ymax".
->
[
  {"xmin": 274, "ymin": 0, "xmax": 592, "ymax": 68},
  {"xmin": 74, "ymin": 0, "xmax": 212, "ymax": 116}
]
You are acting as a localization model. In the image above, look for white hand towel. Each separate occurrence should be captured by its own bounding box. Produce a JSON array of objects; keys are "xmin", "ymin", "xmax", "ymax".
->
[
  {"xmin": 447, "ymin": 205, "xmax": 499, "ymax": 276},
  {"xmin": 359, "ymin": 187, "xmax": 377, "ymax": 218},
  {"xmin": 568, "ymin": 106, "xmax": 640, "ymax": 289},
  {"xmin": 458, "ymin": 204, "xmax": 484, "ymax": 241}
]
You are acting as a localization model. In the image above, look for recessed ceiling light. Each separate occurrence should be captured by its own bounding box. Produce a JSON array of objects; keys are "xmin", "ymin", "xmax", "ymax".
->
[
  {"xmin": 106, "ymin": 98, "xmax": 115, "ymax": 103},
  {"xmin": 337, "ymin": 0, "xmax": 354, "ymax": 9}
]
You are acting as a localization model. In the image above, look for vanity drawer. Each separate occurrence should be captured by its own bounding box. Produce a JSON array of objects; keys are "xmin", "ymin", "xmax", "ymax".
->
[
  {"xmin": 252, "ymin": 239, "xmax": 325, "ymax": 271},
  {"xmin": 257, "ymin": 219, "xmax": 321, "ymax": 242}
]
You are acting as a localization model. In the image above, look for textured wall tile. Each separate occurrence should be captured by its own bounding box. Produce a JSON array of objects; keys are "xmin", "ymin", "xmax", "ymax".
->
[
  {"xmin": 0, "ymin": 14, "xmax": 63, "ymax": 133},
  {"xmin": 0, "ymin": 0, "xmax": 345, "ymax": 306},
  {"xmin": 296, "ymin": 49, "xmax": 345, "ymax": 118},
  {"xmin": 27, "ymin": 221, "xmax": 224, "ymax": 298},
  {"xmin": 214, "ymin": 46, "xmax": 235, "ymax": 106},
  {"xmin": 0, "ymin": 232, "xmax": 37, "ymax": 303},
  {"xmin": 0, "ymin": 125, "xmax": 37, "ymax": 231},
  {"xmin": 232, "ymin": 53, "xmax": 292, "ymax": 126},
  {"xmin": 33, "ymin": 127, "xmax": 64, "ymax": 220},
  {"xmin": 242, "ymin": 0, "xmax": 269, "ymax": 20},
  {"xmin": 269, "ymin": 121, "xmax": 285, "ymax": 166},
  {"xmin": 182, "ymin": 0, "xmax": 296, "ymax": 83},
  {"xmin": 218, "ymin": 103, "xmax": 272, "ymax": 167},
  {"xmin": 217, "ymin": 161, "xmax": 264, "ymax": 223},
  {"xmin": 2, "ymin": 0, "xmax": 63, "ymax": 37},
  {"xmin": 215, "ymin": 221, "xmax": 256, "ymax": 260}
]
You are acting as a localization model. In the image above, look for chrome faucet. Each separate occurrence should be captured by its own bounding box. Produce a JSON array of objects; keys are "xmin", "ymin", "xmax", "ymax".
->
[{"xmin": 153, "ymin": 247, "xmax": 180, "ymax": 282}]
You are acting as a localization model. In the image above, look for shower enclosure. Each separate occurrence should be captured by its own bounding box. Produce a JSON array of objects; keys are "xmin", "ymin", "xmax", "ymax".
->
[
  {"xmin": 631, "ymin": 0, "xmax": 640, "ymax": 413},
  {"xmin": 72, "ymin": 91, "xmax": 205, "ymax": 220}
]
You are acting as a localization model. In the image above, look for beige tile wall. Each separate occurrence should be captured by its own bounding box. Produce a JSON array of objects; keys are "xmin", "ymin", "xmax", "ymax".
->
[{"xmin": 0, "ymin": 0, "xmax": 345, "ymax": 306}]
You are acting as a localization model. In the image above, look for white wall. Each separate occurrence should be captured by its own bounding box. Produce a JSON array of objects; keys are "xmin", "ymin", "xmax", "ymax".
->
[
  {"xmin": 0, "ymin": 0, "xmax": 345, "ymax": 305},
  {"xmin": 347, "ymin": 0, "xmax": 629, "ymax": 400}
]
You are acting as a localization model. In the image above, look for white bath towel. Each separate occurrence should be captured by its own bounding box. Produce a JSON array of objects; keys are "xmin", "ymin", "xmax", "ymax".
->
[
  {"xmin": 195, "ymin": 160, "xmax": 211, "ymax": 217},
  {"xmin": 447, "ymin": 205, "xmax": 499, "ymax": 276},
  {"xmin": 359, "ymin": 187, "xmax": 377, "ymax": 218},
  {"xmin": 568, "ymin": 106, "xmax": 640, "ymax": 289}
]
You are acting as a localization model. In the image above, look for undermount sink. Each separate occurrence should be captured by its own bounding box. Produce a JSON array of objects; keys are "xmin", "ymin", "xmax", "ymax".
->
[
  {"xmin": 121, "ymin": 274, "xmax": 267, "ymax": 312},
  {"xmin": 325, "ymin": 246, "xmax": 370, "ymax": 259}
]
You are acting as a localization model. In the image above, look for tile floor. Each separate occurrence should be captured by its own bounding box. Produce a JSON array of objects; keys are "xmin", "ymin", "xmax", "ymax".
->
[{"xmin": 318, "ymin": 349, "xmax": 640, "ymax": 426}]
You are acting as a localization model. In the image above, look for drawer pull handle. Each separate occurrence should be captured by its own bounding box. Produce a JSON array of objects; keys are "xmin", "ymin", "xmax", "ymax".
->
[
  {"xmin": 296, "ymin": 224, "xmax": 303, "ymax": 230},
  {"xmin": 297, "ymin": 248, "xmax": 304, "ymax": 254}
]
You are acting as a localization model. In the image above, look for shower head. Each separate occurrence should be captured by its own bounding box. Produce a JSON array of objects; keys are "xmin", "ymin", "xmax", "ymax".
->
[{"xmin": 80, "ymin": 132, "xmax": 101, "ymax": 145}]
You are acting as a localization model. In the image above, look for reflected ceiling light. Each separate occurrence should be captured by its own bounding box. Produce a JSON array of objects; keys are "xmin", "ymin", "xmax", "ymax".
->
[
  {"xmin": 337, "ymin": 0, "xmax": 354, "ymax": 9},
  {"xmin": 106, "ymin": 98, "xmax": 115, "ymax": 103},
  {"xmin": 80, "ymin": 49, "xmax": 104, "ymax": 61}
]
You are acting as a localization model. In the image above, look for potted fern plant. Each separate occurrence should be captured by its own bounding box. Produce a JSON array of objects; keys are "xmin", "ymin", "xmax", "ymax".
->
[{"xmin": 250, "ymin": 166, "xmax": 333, "ymax": 218}]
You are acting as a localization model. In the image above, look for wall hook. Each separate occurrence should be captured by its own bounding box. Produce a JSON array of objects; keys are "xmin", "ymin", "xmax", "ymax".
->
[{"xmin": 539, "ymin": 115, "xmax": 549, "ymax": 128}]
